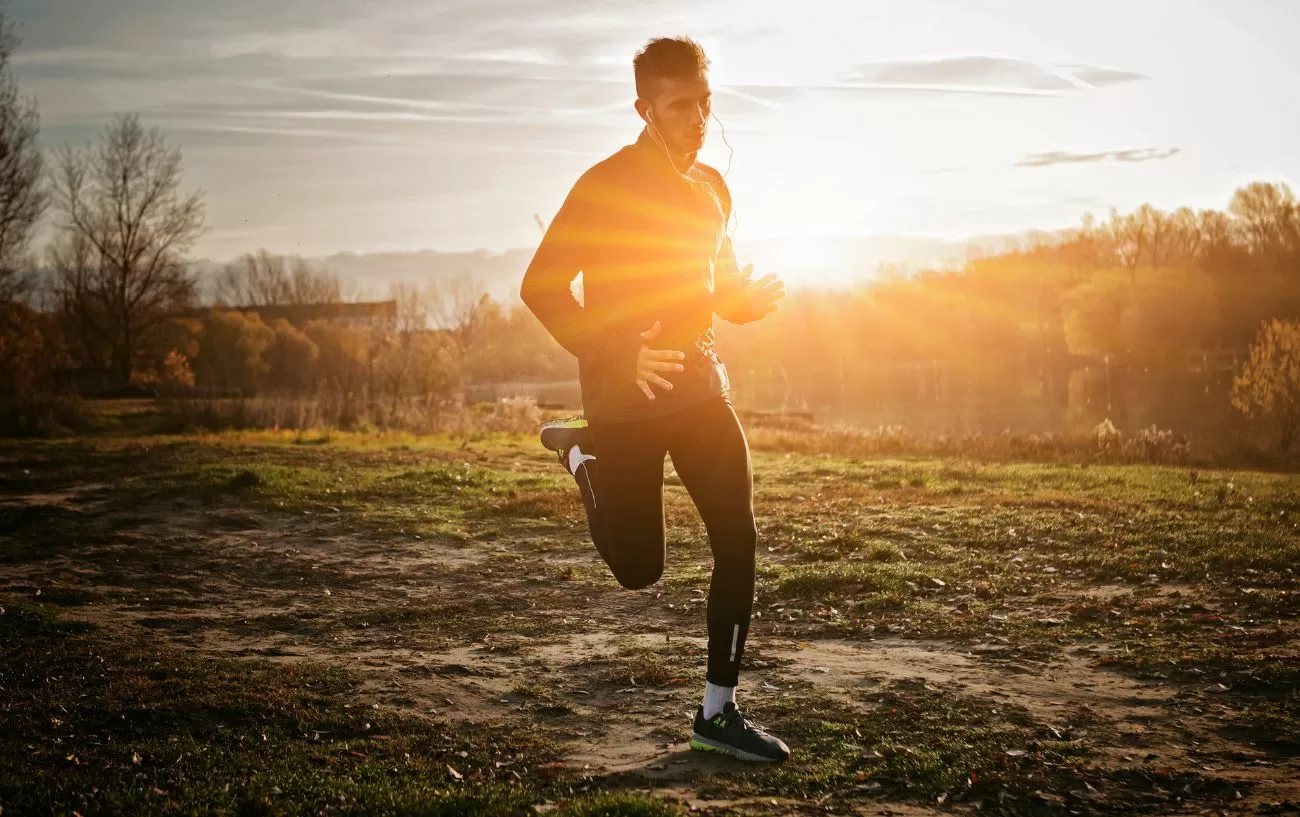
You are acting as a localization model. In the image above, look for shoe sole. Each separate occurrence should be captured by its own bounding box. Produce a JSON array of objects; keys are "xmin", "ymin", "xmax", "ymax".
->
[
  {"xmin": 538, "ymin": 431, "xmax": 567, "ymax": 453},
  {"xmin": 689, "ymin": 734, "xmax": 784, "ymax": 763},
  {"xmin": 540, "ymin": 426, "xmax": 589, "ymax": 455}
]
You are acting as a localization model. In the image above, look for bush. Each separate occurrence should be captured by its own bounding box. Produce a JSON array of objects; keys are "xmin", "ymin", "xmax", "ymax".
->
[{"xmin": 1233, "ymin": 318, "xmax": 1300, "ymax": 452}]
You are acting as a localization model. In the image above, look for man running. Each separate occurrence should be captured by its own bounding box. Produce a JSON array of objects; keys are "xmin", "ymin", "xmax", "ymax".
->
[{"xmin": 519, "ymin": 36, "xmax": 788, "ymax": 762}]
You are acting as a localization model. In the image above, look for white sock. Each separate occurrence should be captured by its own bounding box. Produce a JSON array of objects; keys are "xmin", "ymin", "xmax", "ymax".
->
[
  {"xmin": 702, "ymin": 682, "xmax": 735, "ymax": 719},
  {"xmin": 566, "ymin": 445, "xmax": 595, "ymax": 476}
]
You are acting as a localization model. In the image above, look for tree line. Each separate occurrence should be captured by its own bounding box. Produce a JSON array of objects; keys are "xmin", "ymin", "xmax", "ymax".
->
[{"xmin": 712, "ymin": 182, "xmax": 1300, "ymax": 450}]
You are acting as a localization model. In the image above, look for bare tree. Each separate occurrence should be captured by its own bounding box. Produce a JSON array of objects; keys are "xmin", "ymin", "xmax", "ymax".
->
[
  {"xmin": 1229, "ymin": 182, "xmax": 1299, "ymax": 258},
  {"xmin": 1135, "ymin": 204, "xmax": 1171, "ymax": 269},
  {"xmin": 0, "ymin": 10, "xmax": 45, "ymax": 303},
  {"xmin": 1105, "ymin": 208, "xmax": 1147, "ymax": 276},
  {"xmin": 389, "ymin": 280, "xmax": 428, "ymax": 334},
  {"xmin": 48, "ymin": 113, "xmax": 205, "ymax": 384},
  {"xmin": 216, "ymin": 249, "xmax": 341, "ymax": 306},
  {"xmin": 1166, "ymin": 207, "xmax": 1203, "ymax": 266},
  {"xmin": 426, "ymin": 272, "xmax": 485, "ymax": 338}
]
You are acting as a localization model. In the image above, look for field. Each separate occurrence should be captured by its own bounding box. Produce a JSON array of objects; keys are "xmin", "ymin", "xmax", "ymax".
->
[{"xmin": 1, "ymin": 427, "xmax": 1298, "ymax": 816}]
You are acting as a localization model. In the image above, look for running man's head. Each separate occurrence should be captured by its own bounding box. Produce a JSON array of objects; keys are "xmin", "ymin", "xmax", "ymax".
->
[{"xmin": 633, "ymin": 37, "xmax": 711, "ymax": 157}]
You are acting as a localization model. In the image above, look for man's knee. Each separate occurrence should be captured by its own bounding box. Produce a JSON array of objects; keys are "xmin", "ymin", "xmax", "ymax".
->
[
  {"xmin": 610, "ymin": 556, "xmax": 664, "ymax": 590},
  {"xmin": 709, "ymin": 519, "xmax": 758, "ymax": 559}
]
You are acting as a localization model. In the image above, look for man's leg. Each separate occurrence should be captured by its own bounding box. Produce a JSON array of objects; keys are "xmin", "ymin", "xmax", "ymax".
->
[
  {"xmin": 544, "ymin": 415, "xmax": 670, "ymax": 589},
  {"xmin": 541, "ymin": 416, "xmax": 606, "ymax": 556},
  {"xmin": 668, "ymin": 397, "xmax": 789, "ymax": 762}
]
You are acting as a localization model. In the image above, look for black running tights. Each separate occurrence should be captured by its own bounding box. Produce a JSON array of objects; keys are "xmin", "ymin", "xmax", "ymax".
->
[{"xmin": 574, "ymin": 396, "xmax": 757, "ymax": 687}]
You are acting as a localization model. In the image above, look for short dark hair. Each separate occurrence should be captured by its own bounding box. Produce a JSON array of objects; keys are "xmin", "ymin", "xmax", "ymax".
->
[{"xmin": 633, "ymin": 37, "xmax": 709, "ymax": 99}]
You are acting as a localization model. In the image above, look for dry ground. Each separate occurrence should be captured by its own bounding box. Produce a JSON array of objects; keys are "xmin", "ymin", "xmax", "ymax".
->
[{"xmin": 1, "ymin": 429, "xmax": 1297, "ymax": 816}]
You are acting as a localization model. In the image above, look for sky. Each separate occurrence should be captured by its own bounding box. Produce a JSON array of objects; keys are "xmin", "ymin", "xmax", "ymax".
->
[{"xmin": 11, "ymin": 0, "xmax": 1300, "ymax": 284}]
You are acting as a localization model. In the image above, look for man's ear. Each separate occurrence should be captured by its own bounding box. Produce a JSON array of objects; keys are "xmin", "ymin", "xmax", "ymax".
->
[{"xmin": 634, "ymin": 98, "xmax": 654, "ymax": 125}]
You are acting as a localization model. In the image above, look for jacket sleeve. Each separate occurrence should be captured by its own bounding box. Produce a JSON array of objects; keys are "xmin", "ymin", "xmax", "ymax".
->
[
  {"xmin": 704, "ymin": 172, "xmax": 758, "ymax": 324},
  {"xmin": 520, "ymin": 171, "xmax": 642, "ymax": 377}
]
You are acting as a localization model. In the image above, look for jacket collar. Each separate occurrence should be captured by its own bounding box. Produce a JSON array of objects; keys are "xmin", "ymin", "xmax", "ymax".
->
[{"xmin": 633, "ymin": 127, "xmax": 700, "ymax": 180}]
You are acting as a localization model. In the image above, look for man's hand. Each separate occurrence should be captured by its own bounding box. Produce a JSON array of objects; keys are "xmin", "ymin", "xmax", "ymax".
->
[
  {"xmin": 635, "ymin": 321, "xmax": 684, "ymax": 401},
  {"xmin": 741, "ymin": 264, "xmax": 785, "ymax": 319}
]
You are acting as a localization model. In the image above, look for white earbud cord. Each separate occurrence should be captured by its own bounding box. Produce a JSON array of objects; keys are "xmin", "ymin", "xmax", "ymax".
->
[{"xmin": 645, "ymin": 107, "xmax": 739, "ymax": 243}]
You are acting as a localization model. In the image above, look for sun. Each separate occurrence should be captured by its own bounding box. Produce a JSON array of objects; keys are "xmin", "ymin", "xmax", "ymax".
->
[{"xmin": 753, "ymin": 235, "xmax": 853, "ymax": 288}]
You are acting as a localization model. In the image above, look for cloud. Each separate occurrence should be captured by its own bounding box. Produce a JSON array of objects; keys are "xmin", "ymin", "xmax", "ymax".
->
[
  {"xmin": 1016, "ymin": 147, "xmax": 1181, "ymax": 168},
  {"xmin": 838, "ymin": 53, "xmax": 1146, "ymax": 96},
  {"xmin": 1061, "ymin": 63, "xmax": 1147, "ymax": 87},
  {"xmin": 182, "ymin": 123, "xmax": 423, "ymax": 145}
]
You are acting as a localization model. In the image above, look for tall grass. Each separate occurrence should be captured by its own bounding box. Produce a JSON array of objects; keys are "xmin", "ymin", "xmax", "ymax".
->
[
  {"xmin": 147, "ymin": 393, "xmax": 1296, "ymax": 469},
  {"xmin": 157, "ymin": 393, "xmax": 542, "ymax": 436},
  {"xmin": 745, "ymin": 418, "xmax": 1289, "ymax": 469}
]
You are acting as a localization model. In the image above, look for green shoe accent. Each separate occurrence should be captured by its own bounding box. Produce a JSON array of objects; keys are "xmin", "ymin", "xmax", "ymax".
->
[
  {"xmin": 542, "ymin": 415, "xmax": 589, "ymax": 430},
  {"xmin": 689, "ymin": 738, "xmax": 723, "ymax": 754},
  {"xmin": 540, "ymin": 415, "xmax": 591, "ymax": 458}
]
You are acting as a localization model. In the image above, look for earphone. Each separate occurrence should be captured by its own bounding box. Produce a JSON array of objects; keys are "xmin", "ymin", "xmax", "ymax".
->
[{"xmin": 643, "ymin": 103, "xmax": 739, "ymax": 241}]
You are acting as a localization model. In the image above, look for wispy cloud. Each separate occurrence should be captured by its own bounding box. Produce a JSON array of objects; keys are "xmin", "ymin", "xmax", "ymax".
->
[
  {"xmin": 837, "ymin": 54, "xmax": 1146, "ymax": 96},
  {"xmin": 244, "ymin": 83, "xmax": 506, "ymax": 114},
  {"xmin": 1017, "ymin": 147, "xmax": 1181, "ymax": 168},
  {"xmin": 184, "ymin": 123, "xmax": 422, "ymax": 144},
  {"xmin": 714, "ymin": 85, "xmax": 783, "ymax": 110}
]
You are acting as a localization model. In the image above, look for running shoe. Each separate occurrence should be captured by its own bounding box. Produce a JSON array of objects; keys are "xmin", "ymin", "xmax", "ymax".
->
[
  {"xmin": 540, "ymin": 415, "xmax": 592, "ymax": 469},
  {"xmin": 690, "ymin": 702, "xmax": 790, "ymax": 762}
]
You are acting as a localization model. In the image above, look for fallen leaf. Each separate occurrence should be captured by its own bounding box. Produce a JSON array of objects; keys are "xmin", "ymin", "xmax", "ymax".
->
[{"xmin": 447, "ymin": 765, "xmax": 463, "ymax": 781}]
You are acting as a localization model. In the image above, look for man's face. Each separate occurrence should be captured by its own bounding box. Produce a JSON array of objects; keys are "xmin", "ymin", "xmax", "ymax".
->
[{"xmin": 643, "ymin": 72, "xmax": 712, "ymax": 154}]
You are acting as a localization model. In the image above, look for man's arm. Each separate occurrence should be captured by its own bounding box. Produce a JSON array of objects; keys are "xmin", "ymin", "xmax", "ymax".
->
[
  {"xmin": 703, "ymin": 171, "xmax": 784, "ymax": 324},
  {"xmin": 698, "ymin": 170, "xmax": 761, "ymax": 325},
  {"xmin": 520, "ymin": 173, "xmax": 602, "ymax": 358},
  {"xmin": 713, "ymin": 236, "xmax": 761, "ymax": 324},
  {"xmin": 520, "ymin": 171, "xmax": 643, "ymax": 378}
]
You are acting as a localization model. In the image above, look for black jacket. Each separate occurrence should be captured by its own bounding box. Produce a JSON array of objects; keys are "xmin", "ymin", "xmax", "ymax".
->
[{"xmin": 520, "ymin": 129, "xmax": 758, "ymax": 423}]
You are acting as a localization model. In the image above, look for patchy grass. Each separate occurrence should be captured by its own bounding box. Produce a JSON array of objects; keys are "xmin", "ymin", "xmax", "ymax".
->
[
  {"xmin": 0, "ymin": 603, "xmax": 577, "ymax": 816},
  {"xmin": 695, "ymin": 679, "xmax": 1240, "ymax": 814},
  {"xmin": 1098, "ymin": 639, "xmax": 1300, "ymax": 757},
  {"xmin": 1, "ymin": 430, "xmax": 1297, "ymax": 815}
]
